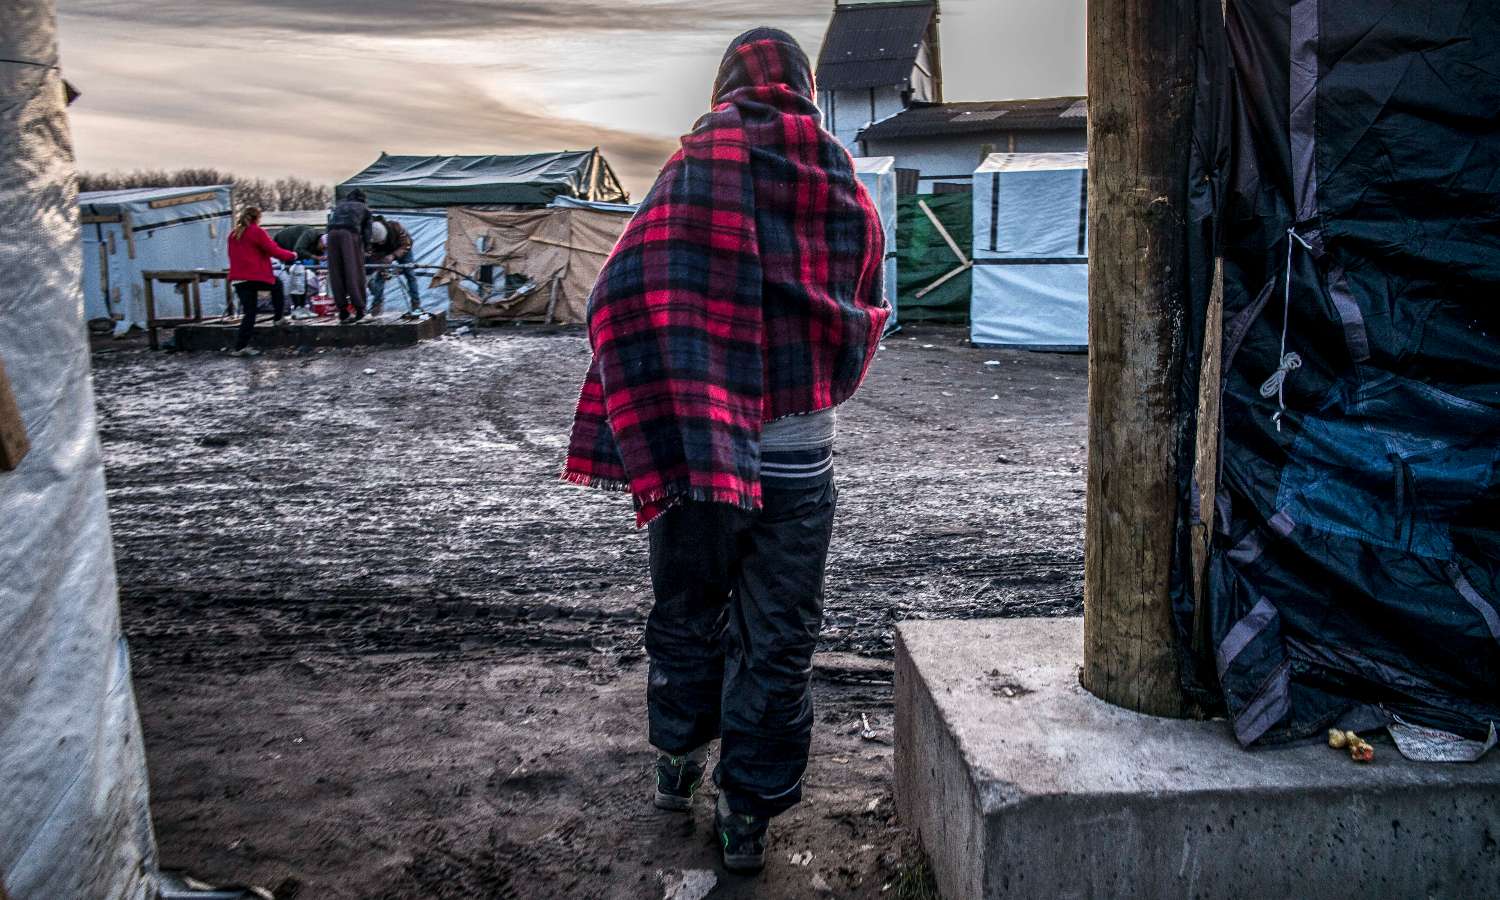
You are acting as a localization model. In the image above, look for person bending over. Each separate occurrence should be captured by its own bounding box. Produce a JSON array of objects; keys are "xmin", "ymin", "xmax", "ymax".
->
[
  {"xmin": 326, "ymin": 188, "xmax": 372, "ymax": 322},
  {"xmin": 367, "ymin": 215, "xmax": 424, "ymax": 318},
  {"xmin": 227, "ymin": 206, "xmax": 297, "ymax": 357},
  {"xmin": 273, "ymin": 223, "xmax": 325, "ymax": 262},
  {"xmin": 272, "ymin": 224, "xmax": 324, "ymax": 319},
  {"xmin": 563, "ymin": 27, "xmax": 888, "ymax": 875}
]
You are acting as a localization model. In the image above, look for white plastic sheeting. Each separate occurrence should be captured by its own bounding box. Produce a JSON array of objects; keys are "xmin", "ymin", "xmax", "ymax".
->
[
  {"xmin": 853, "ymin": 156, "xmax": 899, "ymax": 332},
  {"xmin": 79, "ymin": 185, "xmax": 232, "ymax": 334},
  {"xmin": 371, "ymin": 209, "xmax": 451, "ymax": 312},
  {"xmin": 970, "ymin": 152, "xmax": 1089, "ymax": 349},
  {"xmin": 549, "ymin": 196, "xmax": 639, "ymax": 215},
  {"xmin": 1, "ymin": 3, "xmax": 159, "ymax": 898}
]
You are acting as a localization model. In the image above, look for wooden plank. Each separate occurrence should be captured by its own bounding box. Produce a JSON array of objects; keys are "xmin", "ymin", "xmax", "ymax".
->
[
  {"xmin": 1191, "ymin": 261, "xmax": 1224, "ymax": 660},
  {"xmin": 1080, "ymin": 0, "xmax": 1204, "ymax": 718},
  {"xmin": 97, "ymin": 243, "xmax": 109, "ymax": 312},
  {"xmin": 121, "ymin": 210, "xmax": 136, "ymax": 260},
  {"xmin": 147, "ymin": 190, "xmax": 219, "ymax": 209},
  {"xmin": 914, "ymin": 260, "xmax": 972, "ymax": 299},
  {"xmin": 0, "ymin": 356, "xmax": 30, "ymax": 472},
  {"xmin": 141, "ymin": 269, "xmax": 229, "ymax": 281},
  {"xmin": 79, "ymin": 213, "xmax": 121, "ymax": 224},
  {"xmin": 917, "ymin": 198, "xmax": 970, "ymax": 266},
  {"xmin": 144, "ymin": 277, "xmax": 159, "ymax": 351}
]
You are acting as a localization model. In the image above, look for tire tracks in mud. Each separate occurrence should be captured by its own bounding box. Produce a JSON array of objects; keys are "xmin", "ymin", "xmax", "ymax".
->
[{"xmin": 94, "ymin": 328, "xmax": 1087, "ymax": 672}]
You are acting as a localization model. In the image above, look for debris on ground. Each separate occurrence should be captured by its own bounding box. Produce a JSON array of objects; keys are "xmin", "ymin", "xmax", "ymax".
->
[
  {"xmin": 789, "ymin": 850, "xmax": 814, "ymax": 867},
  {"xmin": 93, "ymin": 324, "xmax": 1088, "ymax": 898},
  {"xmin": 1328, "ymin": 728, "xmax": 1375, "ymax": 763},
  {"xmin": 660, "ymin": 868, "xmax": 718, "ymax": 900},
  {"xmin": 157, "ymin": 871, "xmax": 273, "ymax": 900}
]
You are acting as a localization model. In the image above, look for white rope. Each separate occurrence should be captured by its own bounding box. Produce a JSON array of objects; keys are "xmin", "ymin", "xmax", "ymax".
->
[{"xmin": 1259, "ymin": 228, "xmax": 1312, "ymax": 432}]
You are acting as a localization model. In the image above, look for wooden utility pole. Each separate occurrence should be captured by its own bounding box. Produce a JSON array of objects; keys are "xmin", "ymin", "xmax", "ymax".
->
[{"xmin": 1081, "ymin": 0, "xmax": 1202, "ymax": 717}]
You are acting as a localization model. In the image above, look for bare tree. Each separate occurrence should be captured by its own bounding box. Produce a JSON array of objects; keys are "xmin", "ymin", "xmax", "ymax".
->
[{"xmin": 78, "ymin": 169, "xmax": 332, "ymax": 210}]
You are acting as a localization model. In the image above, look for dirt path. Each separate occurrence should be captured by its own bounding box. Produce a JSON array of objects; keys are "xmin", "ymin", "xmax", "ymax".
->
[{"xmin": 93, "ymin": 323, "xmax": 1087, "ymax": 899}]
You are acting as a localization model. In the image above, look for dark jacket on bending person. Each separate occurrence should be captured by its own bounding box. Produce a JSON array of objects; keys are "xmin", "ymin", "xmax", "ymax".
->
[
  {"xmin": 369, "ymin": 218, "xmax": 413, "ymax": 260},
  {"xmin": 327, "ymin": 196, "xmax": 372, "ymax": 245},
  {"xmin": 273, "ymin": 224, "xmax": 325, "ymax": 260}
]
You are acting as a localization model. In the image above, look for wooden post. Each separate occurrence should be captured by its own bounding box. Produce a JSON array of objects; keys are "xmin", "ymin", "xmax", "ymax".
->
[
  {"xmin": 1080, "ymin": 0, "xmax": 1202, "ymax": 717},
  {"xmin": 143, "ymin": 276, "xmax": 159, "ymax": 351}
]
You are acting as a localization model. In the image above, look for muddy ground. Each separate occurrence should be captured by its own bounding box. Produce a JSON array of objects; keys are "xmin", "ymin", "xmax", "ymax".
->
[{"xmin": 91, "ymin": 322, "xmax": 1087, "ymax": 899}]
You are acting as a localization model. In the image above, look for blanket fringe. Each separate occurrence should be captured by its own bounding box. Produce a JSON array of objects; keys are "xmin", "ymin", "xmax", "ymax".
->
[{"xmin": 559, "ymin": 469, "xmax": 631, "ymax": 493}]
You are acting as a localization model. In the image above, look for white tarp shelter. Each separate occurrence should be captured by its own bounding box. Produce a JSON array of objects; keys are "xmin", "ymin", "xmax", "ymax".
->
[
  {"xmin": 970, "ymin": 152, "xmax": 1088, "ymax": 350},
  {"xmin": 259, "ymin": 209, "xmax": 327, "ymax": 230},
  {"xmin": 2, "ymin": 2, "xmax": 159, "ymax": 897},
  {"xmin": 853, "ymin": 156, "xmax": 899, "ymax": 332},
  {"xmin": 371, "ymin": 209, "xmax": 450, "ymax": 310},
  {"xmin": 79, "ymin": 184, "xmax": 232, "ymax": 335},
  {"xmin": 335, "ymin": 152, "xmax": 631, "ymax": 315}
]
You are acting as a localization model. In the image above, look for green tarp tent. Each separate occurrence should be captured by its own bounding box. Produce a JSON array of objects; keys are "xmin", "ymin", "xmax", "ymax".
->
[
  {"xmin": 896, "ymin": 192, "xmax": 972, "ymax": 323},
  {"xmin": 335, "ymin": 149, "xmax": 628, "ymax": 208}
]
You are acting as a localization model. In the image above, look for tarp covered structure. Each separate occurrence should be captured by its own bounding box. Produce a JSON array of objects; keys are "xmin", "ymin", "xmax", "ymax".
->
[
  {"xmin": 332, "ymin": 150, "xmax": 631, "ymax": 315},
  {"xmin": 853, "ymin": 156, "xmax": 899, "ymax": 332},
  {"xmin": 438, "ymin": 205, "xmax": 632, "ymax": 324},
  {"xmin": 895, "ymin": 191, "xmax": 971, "ymax": 323},
  {"xmin": 335, "ymin": 150, "xmax": 627, "ymax": 208},
  {"xmin": 970, "ymin": 152, "xmax": 1087, "ymax": 350},
  {"xmin": 368, "ymin": 209, "xmax": 451, "ymax": 310},
  {"xmin": 2, "ymin": 2, "xmax": 159, "ymax": 897},
  {"xmin": 79, "ymin": 184, "xmax": 232, "ymax": 334},
  {"xmin": 1177, "ymin": 0, "xmax": 1500, "ymax": 752}
]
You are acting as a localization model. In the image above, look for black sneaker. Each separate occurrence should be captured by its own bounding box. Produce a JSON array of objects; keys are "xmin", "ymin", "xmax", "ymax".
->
[
  {"xmin": 714, "ymin": 792, "xmax": 768, "ymax": 874},
  {"xmin": 653, "ymin": 748, "xmax": 706, "ymax": 811}
]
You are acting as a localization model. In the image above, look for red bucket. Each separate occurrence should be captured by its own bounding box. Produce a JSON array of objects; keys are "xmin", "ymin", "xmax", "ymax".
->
[{"xmin": 310, "ymin": 295, "xmax": 335, "ymax": 317}]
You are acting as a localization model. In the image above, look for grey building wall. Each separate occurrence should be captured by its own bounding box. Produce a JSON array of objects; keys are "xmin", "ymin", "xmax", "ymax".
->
[
  {"xmin": 861, "ymin": 128, "xmax": 1086, "ymax": 192},
  {"xmin": 824, "ymin": 85, "xmax": 908, "ymax": 153}
]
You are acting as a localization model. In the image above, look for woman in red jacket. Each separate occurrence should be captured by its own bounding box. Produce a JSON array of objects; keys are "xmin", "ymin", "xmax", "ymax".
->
[{"xmin": 227, "ymin": 206, "xmax": 297, "ymax": 357}]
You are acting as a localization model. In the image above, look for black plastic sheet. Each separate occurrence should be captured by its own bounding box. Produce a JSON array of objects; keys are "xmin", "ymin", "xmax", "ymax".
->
[{"xmin": 1190, "ymin": 0, "xmax": 1500, "ymax": 745}]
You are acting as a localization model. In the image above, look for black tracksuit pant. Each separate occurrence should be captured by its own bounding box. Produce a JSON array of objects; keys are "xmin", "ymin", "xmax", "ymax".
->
[
  {"xmin": 233, "ymin": 279, "xmax": 284, "ymax": 351},
  {"xmin": 645, "ymin": 478, "xmax": 837, "ymax": 819}
]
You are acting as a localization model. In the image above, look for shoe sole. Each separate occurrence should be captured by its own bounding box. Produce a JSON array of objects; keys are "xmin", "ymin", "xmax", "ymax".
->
[
  {"xmin": 653, "ymin": 790, "xmax": 693, "ymax": 812},
  {"xmin": 721, "ymin": 852, "xmax": 765, "ymax": 875}
]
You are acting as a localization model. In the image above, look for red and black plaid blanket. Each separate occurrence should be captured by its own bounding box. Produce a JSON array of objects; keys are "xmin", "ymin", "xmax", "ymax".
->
[{"xmin": 563, "ymin": 28, "xmax": 889, "ymax": 526}]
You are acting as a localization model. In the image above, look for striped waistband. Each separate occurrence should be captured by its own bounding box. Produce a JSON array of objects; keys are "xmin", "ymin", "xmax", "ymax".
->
[{"xmin": 761, "ymin": 445, "xmax": 833, "ymax": 489}]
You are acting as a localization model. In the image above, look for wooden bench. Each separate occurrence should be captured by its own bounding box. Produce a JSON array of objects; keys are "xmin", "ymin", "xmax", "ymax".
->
[{"xmin": 141, "ymin": 269, "xmax": 230, "ymax": 351}]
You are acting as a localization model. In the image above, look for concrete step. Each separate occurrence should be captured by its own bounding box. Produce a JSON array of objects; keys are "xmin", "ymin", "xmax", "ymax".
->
[{"xmin": 895, "ymin": 617, "xmax": 1500, "ymax": 899}]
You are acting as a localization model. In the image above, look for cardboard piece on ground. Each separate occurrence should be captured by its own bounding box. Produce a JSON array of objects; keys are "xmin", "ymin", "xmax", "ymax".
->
[{"xmin": 0, "ymin": 356, "xmax": 29, "ymax": 471}]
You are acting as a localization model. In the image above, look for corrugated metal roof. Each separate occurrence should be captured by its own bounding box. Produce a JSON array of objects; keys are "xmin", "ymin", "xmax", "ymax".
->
[
  {"xmin": 858, "ymin": 97, "xmax": 1088, "ymax": 141},
  {"xmin": 815, "ymin": 1, "xmax": 936, "ymax": 91},
  {"xmin": 77, "ymin": 184, "xmax": 232, "ymax": 210}
]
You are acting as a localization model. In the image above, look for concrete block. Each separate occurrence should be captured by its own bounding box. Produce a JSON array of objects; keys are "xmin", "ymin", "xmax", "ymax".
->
[{"xmin": 895, "ymin": 617, "xmax": 1500, "ymax": 899}]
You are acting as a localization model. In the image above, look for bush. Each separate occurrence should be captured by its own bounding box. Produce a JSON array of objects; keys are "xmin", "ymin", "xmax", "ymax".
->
[{"xmin": 77, "ymin": 169, "xmax": 332, "ymax": 211}]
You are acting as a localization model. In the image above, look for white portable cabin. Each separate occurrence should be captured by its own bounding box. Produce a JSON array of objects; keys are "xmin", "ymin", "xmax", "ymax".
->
[
  {"xmin": 260, "ymin": 209, "xmax": 329, "ymax": 231},
  {"xmin": 79, "ymin": 185, "xmax": 232, "ymax": 334},
  {"xmin": 970, "ymin": 152, "xmax": 1088, "ymax": 350},
  {"xmin": 852, "ymin": 156, "xmax": 899, "ymax": 332}
]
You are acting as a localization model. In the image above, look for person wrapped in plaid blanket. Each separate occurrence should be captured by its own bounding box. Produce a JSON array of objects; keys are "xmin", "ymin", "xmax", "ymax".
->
[{"xmin": 563, "ymin": 27, "xmax": 888, "ymax": 873}]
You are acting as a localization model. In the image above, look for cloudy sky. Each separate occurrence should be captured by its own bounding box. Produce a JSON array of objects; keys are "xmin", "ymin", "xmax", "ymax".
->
[{"xmin": 57, "ymin": 0, "xmax": 1084, "ymax": 197}]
